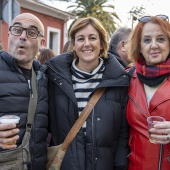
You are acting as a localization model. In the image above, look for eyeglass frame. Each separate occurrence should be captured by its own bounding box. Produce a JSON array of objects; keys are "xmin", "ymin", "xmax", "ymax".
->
[
  {"xmin": 138, "ymin": 14, "xmax": 169, "ymax": 23},
  {"xmin": 9, "ymin": 26, "xmax": 44, "ymax": 39}
]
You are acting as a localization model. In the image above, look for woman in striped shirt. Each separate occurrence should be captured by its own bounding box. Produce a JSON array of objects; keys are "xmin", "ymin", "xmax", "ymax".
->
[{"xmin": 46, "ymin": 16, "xmax": 130, "ymax": 170}]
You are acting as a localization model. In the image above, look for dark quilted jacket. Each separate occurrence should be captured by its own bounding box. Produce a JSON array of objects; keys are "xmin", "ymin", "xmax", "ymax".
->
[
  {"xmin": 0, "ymin": 51, "xmax": 48, "ymax": 170},
  {"xmin": 46, "ymin": 52, "xmax": 130, "ymax": 170}
]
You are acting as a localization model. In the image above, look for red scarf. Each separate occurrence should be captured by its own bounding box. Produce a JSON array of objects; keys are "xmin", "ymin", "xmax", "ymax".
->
[{"xmin": 136, "ymin": 57, "xmax": 170, "ymax": 77}]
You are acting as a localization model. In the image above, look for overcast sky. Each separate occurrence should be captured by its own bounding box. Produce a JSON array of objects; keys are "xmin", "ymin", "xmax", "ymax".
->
[
  {"xmin": 42, "ymin": 0, "xmax": 170, "ymax": 28},
  {"xmin": 113, "ymin": 0, "xmax": 170, "ymax": 27}
]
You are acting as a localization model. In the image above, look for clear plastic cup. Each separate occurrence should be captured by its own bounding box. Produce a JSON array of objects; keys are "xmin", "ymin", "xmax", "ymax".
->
[
  {"xmin": 147, "ymin": 116, "xmax": 165, "ymax": 143},
  {"xmin": 0, "ymin": 115, "xmax": 20, "ymax": 145}
]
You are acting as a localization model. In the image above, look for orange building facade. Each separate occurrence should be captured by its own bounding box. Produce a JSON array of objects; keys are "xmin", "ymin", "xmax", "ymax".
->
[{"xmin": 1, "ymin": 0, "xmax": 75, "ymax": 55}]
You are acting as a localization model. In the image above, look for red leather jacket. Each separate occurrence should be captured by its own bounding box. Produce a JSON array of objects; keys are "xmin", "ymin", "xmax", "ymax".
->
[{"xmin": 126, "ymin": 71, "xmax": 170, "ymax": 170}]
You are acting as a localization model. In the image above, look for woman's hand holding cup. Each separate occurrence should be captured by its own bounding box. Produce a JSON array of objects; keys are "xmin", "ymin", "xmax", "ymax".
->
[{"xmin": 147, "ymin": 116, "xmax": 170, "ymax": 144}]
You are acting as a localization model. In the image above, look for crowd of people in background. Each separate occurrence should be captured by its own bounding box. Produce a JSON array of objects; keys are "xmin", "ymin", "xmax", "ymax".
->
[{"xmin": 0, "ymin": 12, "xmax": 170, "ymax": 170}]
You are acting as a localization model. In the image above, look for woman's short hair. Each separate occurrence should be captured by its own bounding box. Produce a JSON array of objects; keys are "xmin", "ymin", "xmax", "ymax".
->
[{"xmin": 68, "ymin": 17, "xmax": 108, "ymax": 58}]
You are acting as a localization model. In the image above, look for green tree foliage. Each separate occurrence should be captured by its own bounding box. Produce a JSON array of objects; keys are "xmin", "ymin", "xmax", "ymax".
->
[
  {"xmin": 32, "ymin": 0, "xmax": 119, "ymax": 38},
  {"xmin": 67, "ymin": 0, "xmax": 120, "ymax": 38}
]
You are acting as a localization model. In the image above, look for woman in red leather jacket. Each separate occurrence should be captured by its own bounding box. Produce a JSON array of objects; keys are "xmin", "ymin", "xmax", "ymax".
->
[{"xmin": 126, "ymin": 15, "xmax": 170, "ymax": 170}]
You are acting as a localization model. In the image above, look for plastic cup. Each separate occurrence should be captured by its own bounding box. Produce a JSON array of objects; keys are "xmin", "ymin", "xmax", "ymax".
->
[
  {"xmin": 147, "ymin": 116, "xmax": 165, "ymax": 143},
  {"xmin": 0, "ymin": 115, "xmax": 20, "ymax": 145}
]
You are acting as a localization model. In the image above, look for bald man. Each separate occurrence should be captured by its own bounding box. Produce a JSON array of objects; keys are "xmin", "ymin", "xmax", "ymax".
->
[
  {"xmin": 0, "ymin": 13, "xmax": 48, "ymax": 170},
  {"xmin": 8, "ymin": 13, "xmax": 45, "ymax": 69}
]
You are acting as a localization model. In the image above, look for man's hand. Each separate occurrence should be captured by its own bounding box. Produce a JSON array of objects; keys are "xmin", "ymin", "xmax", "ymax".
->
[{"xmin": 0, "ymin": 123, "xmax": 19, "ymax": 149}]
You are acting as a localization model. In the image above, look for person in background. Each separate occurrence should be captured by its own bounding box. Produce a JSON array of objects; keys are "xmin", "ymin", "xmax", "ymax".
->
[
  {"xmin": 0, "ymin": 13, "xmax": 48, "ymax": 170},
  {"xmin": 36, "ymin": 47, "xmax": 55, "ymax": 147},
  {"xmin": 45, "ymin": 16, "xmax": 129, "ymax": 170},
  {"xmin": 126, "ymin": 15, "xmax": 170, "ymax": 170},
  {"xmin": 62, "ymin": 40, "xmax": 70, "ymax": 53},
  {"xmin": 0, "ymin": 42, "xmax": 2, "ymax": 51},
  {"xmin": 36, "ymin": 47, "xmax": 56, "ymax": 65},
  {"xmin": 108, "ymin": 27, "xmax": 132, "ymax": 68}
]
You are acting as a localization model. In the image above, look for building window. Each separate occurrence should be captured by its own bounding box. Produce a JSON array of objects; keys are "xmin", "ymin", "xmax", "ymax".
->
[{"xmin": 47, "ymin": 27, "xmax": 61, "ymax": 55}]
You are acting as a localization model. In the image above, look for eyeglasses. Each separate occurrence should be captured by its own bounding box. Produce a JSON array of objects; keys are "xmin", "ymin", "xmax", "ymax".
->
[
  {"xmin": 138, "ymin": 14, "xmax": 169, "ymax": 22},
  {"xmin": 9, "ymin": 26, "xmax": 43, "ymax": 39}
]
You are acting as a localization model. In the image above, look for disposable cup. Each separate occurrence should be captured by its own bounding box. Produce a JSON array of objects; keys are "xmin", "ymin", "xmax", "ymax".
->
[
  {"xmin": 147, "ymin": 116, "xmax": 165, "ymax": 143},
  {"xmin": 0, "ymin": 115, "xmax": 20, "ymax": 145}
]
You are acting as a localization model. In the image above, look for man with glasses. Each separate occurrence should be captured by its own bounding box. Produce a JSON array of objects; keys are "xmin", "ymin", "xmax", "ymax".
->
[{"xmin": 0, "ymin": 13, "xmax": 48, "ymax": 170}]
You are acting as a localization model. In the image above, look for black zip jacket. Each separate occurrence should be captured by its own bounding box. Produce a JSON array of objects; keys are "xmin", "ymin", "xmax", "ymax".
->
[
  {"xmin": 0, "ymin": 51, "xmax": 48, "ymax": 170},
  {"xmin": 108, "ymin": 47, "xmax": 128, "ymax": 68},
  {"xmin": 46, "ymin": 52, "xmax": 130, "ymax": 170}
]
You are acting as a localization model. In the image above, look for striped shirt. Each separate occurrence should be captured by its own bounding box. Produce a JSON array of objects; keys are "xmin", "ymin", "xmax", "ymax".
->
[{"xmin": 71, "ymin": 58, "xmax": 105, "ymax": 133}]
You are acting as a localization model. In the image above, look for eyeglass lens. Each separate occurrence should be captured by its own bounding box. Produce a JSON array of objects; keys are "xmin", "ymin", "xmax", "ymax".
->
[
  {"xmin": 10, "ymin": 26, "xmax": 40, "ymax": 38},
  {"xmin": 156, "ymin": 15, "xmax": 169, "ymax": 21}
]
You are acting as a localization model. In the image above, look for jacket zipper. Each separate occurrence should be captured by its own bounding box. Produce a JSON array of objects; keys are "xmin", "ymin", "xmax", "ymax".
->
[
  {"xmin": 28, "ymin": 80, "xmax": 33, "ymax": 98},
  {"xmin": 158, "ymin": 144, "xmax": 163, "ymax": 170},
  {"xmin": 129, "ymin": 95, "xmax": 148, "ymax": 118},
  {"xmin": 129, "ymin": 94, "xmax": 163, "ymax": 169},
  {"xmin": 91, "ymin": 108, "xmax": 97, "ymax": 170}
]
